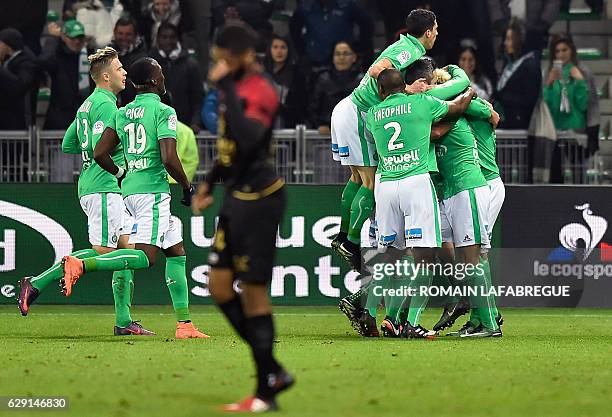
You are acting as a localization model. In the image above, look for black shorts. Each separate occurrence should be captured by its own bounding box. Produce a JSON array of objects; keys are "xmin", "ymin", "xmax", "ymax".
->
[{"xmin": 208, "ymin": 186, "xmax": 286, "ymax": 283}]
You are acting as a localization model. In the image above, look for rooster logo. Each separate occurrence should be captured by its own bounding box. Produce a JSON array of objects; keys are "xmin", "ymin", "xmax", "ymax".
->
[{"xmin": 548, "ymin": 204, "xmax": 608, "ymax": 262}]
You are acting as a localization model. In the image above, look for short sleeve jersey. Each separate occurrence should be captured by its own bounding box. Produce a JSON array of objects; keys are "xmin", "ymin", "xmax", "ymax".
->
[
  {"xmin": 366, "ymin": 92, "xmax": 448, "ymax": 182},
  {"xmin": 464, "ymin": 97, "xmax": 500, "ymax": 181},
  {"xmin": 351, "ymin": 34, "xmax": 425, "ymax": 112},
  {"xmin": 74, "ymin": 88, "xmax": 124, "ymax": 197},
  {"xmin": 112, "ymin": 93, "xmax": 177, "ymax": 196},
  {"xmin": 435, "ymin": 117, "xmax": 487, "ymax": 198}
]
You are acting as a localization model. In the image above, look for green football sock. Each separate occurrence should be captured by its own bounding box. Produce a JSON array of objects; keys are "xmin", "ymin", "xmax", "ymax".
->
[
  {"xmin": 165, "ymin": 256, "xmax": 190, "ymax": 322},
  {"xmin": 347, "ymin": 186, "xmax": 374, "ymax": 245},
  {"xmin": 467, "ymin": 262, "xmax": 498, "ymax": 330},
  {"xmin": 112, "ymin": 269, "xmax": 134, "ymax": 328},
  {"xmin": 31, "ymin": 248, "xmax": 98, "ymax": 291},
  {"xmin": 82, "ymin": 249, "xmax": 149, "ymax": 272},
  {"xmin": 480, "ymin": 257, "xmax": 499, "ymax": 318},
  {"xmin": 340, "ymin": 180, "xmax": 361, "ymax": 234},
  {"xmin": 431, "ymin": 272, "xmax": 459, "ymax": 307},
  {"xmin": 365, "ymin": 277, "xmax": 382, "ymax": 318},
  {"xmin": 406, "ymin": 269, "xmax": 433, "ymax": 326}
]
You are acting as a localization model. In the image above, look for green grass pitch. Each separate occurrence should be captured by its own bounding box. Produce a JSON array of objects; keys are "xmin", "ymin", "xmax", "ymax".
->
[{"xmin": 1, "ymin": 305, "xmax": 612, "ymax": 417}]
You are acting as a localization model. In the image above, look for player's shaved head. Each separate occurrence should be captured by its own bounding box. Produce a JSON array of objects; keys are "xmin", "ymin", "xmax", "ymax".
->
[
  {"xmin": 405, "ymin": 57, "xmax": 434, "ymax": 85},
  {"xmin": 377, "ymin": 68, "xmax": 405, "ymax": 99},
  {"xmin": 129, "ymin": 57, "xmax": 158, "ymax": 88},
  {"xmin": 129, "ymin": 57, "xmax": 166, "ymax": 95}
]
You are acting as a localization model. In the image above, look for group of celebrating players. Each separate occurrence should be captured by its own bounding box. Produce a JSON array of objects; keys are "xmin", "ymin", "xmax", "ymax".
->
[
  {"xmin": 14, "ymin": 7, "xmax": 506, "ymax": 414},
  {"xmin": 330, "ymin": 9, "xmax": 505, "ymax": 340}
]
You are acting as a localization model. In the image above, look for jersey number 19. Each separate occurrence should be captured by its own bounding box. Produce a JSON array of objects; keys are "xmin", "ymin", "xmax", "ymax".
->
[{"xmin": 124, "ymin": 122, "xmax": 147, "ymax": 155}]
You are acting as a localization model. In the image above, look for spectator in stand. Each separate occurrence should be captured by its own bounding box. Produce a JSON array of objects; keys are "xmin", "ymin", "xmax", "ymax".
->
[
  {"xmin": 263, "ymin": 34, "xmax": 307, "ymax": 128},
  {"xmin": 140, "ymin": 0, "xmax": 182, "ymax": 48},
  {"xmin": 0, "ymin": 0, "xmax": 47, "ymax": 55},
  {"xmin": 109, "ymin": 17, "xmax": 147, "ymax": 105},
  {"xmin": 65, "ymin": 0, "xmax": 123, "ymax": 48},
  {"xmin": 150, "ymin": 22, "xmax": 203, "ymax": 132},
  {"xmin": 39, "ymin": 20, "xmax": 93, "ymax": 129},
  {"xmin": 458, "ymin": 46, "xmax": 493, "ymax": 101},
  {"xmin": 544, "ymin": 34, "xmax": 599, "ymax": 155},
  {"xmin": 494, "ymin": 18, "xmax": 541, "ymax": 129},
  {"xmin": 290, "ymin": 0, "xmax": 373, "ymax": 70},
  {"xmin": 308, "ymin": 41, "xmax": 363, "ymax": 134},
  {"xmin": 0, "ymin": 28, "xmax": 38, "ymax": 130},
  {"xmin": 212, "ymin": 0, "xmax": 275, "ymax": 53}
]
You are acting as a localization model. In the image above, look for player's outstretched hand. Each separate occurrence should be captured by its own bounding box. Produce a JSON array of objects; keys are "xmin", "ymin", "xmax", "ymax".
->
[
  {"xmin": 181, "ymin": 184, "xmax": 195, "ymax": 207},
  {"xmin": 191, "ymin": 183, "xmax": 214, "ymax": 215},
  {"xmin": 405, "ymin": 78, "xmax": 432, "ymax": 94}
]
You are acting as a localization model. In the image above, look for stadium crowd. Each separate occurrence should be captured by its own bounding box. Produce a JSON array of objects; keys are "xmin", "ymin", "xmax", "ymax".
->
[{"xmin": 0, "ymin": 1, "xmax": 603, "ymax": 169}]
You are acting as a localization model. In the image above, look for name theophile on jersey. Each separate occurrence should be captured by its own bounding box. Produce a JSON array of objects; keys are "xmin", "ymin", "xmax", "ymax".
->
[{"xmin": 372, "ymin": 103, "xmax": 411, "ymax": 122}]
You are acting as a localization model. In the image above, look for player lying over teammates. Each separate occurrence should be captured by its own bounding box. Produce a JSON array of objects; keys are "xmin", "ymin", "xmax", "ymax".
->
[
  {"xmin": 336, "ymin": 59, "xmax": 505, "ymax": 339},
  {"xmin": 18, "ymin": 50, "xmax": 208, "ymax": 339},
  {"xmin": 330, "ymin": 9, "xmax": 438, "ymax": 272}
]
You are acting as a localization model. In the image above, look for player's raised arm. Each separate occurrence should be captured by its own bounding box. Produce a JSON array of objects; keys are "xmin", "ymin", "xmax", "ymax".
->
[{"xmin": 61, "ymin": 119, "xmax": 80, "ymax": 154}]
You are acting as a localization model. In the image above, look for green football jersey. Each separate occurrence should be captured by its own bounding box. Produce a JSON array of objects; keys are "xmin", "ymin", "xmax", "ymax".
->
[
  {"xmin": 351, "ymin": 34, "xmax": 426, "ymax": 112},
  {"xmin": 435, "ymin": 117, "xmax": 487, "ymax": 198},
  {"xmin": 425, "ymin": 65, "xmax": 470, "ymax": 174},
  {"xmin": 465, "ymin": 97, "xmax": 500, "ymax": 181},
  {"xmin": 68, "ymin": 87, "xmax": 124, "ymax": 198},
  {"xmin": 113, "ymin": 93, "xmax": 177, "ymax": 197},
  {"xmin": 366, "ymin": 92, "xmax": 448, "ymax": 182}
]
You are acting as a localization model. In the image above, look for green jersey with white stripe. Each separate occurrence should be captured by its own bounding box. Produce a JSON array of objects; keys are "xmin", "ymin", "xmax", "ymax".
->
[
  {"xmin": 112, "ymin": 93, "xmax": 177, "ymax": 197},
  {"xmin": 366, "ymin": 92, "xmax": 448, "ymax": 182},
  {"xmin": 350, "ymin": 34, "xmax": 426, "ymax": 112},
  {"xmin": 67, "ymin": 87, "xmax": 125, "ymax": 198},
  {"xmin": 435, "ymin": 117, "xmax": 487, "ymax": 198},
  {"xmin": 464, "ymin": 97, "xmax": 500, "ymax": 181}
]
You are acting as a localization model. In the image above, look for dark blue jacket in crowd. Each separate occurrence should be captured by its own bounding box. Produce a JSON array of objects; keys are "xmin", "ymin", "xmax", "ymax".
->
[{"xmin": 290, "ymin": 0, "xmax": 373, "ymax": 67}]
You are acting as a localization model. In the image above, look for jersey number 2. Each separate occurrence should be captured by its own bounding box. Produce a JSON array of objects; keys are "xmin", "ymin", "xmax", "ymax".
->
[
  {"xmin": 384, "ymin": 121, "xmax": 404, "ymax": 151},
  {"xmin": 125, "ymin": 123, "xmax": 147, "ymax": 154}
]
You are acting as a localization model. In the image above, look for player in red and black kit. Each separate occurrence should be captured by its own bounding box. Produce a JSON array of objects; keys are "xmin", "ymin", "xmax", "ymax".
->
[{"xmin": 191, "ymin": 23, "xmax": 294, "ymax": 413}]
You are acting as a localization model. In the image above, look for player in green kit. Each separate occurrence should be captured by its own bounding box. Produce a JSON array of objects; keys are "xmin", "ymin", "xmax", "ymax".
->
[
  {"xmin": 365, "ymin": 68, "xmax": 475, "ymax": 338},
  {"xmin": 18, "ymin": 47, "xmax": 154, "ymax": 336},
  {"xmin": 332, "ymin": 9, "xmax": 438, "ymax": 270},
  {"xmin": 336, "ymin": 9, "xmax": 439, "ymax": 332},
  {"xmin": 463, "ymin": 96, "xmax": 505, "ymax": 331},
  {"xmin": 433, "ymin": 88, "xmax": 501, "ymax": 338},
  {"xmin": 59, "ymin": 57, "xmax": 208, "ymax": 339}
]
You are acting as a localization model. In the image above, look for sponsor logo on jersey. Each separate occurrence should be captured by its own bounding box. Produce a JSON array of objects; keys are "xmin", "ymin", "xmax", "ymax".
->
[
  {"xmin": 128, "ymin": 158, "xmax": 149, "ymax": 170},
  {"xmin": 381, "ymin": 149, "xmax": 419, "ymax": 171},
  {"xmin": 396, "ymin": 50, "xmax": 411, "ymax": 66},
  {"xmin": 92, "ymin": 120, "xmax": 104, "ymax": 134},
  {"xmin": 407, "ymin": 228, "xmax": 422, "ymax": 240}
]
